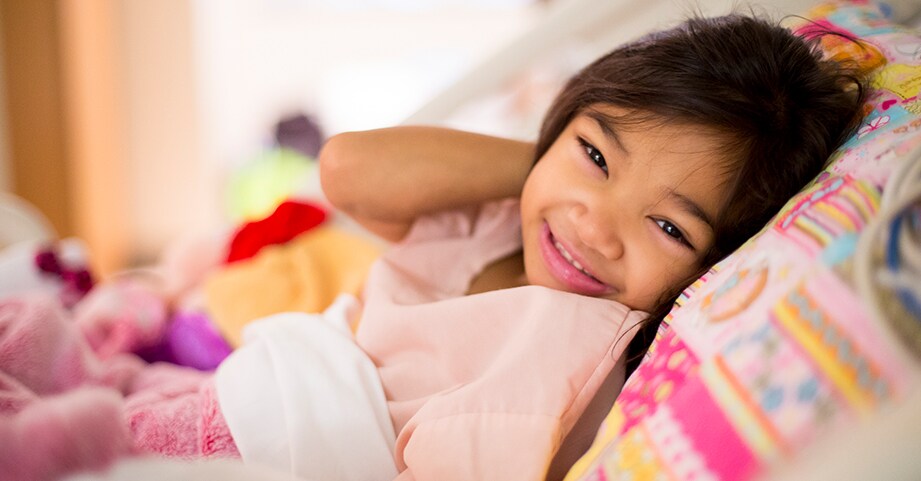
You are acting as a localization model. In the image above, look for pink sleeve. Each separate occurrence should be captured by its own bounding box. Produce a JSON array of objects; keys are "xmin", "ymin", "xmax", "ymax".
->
[
  {"xmin": 399, "ymin": 199, "xmax": 518, "ymax": 245},
  {"xmin": 395, "ymin": 412, "xmax": 559, "ymax": 481}
]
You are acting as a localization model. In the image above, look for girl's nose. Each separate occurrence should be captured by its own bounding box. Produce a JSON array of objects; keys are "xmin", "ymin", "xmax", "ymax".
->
[{"xmin": 570, "ymin": 204, "xmax": 624, "ymax": 260}]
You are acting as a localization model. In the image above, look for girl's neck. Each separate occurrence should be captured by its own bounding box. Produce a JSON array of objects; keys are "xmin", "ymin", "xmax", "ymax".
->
[{"xmin": 466, "ymin": 250, "xmax": 528, "ymax": 295}]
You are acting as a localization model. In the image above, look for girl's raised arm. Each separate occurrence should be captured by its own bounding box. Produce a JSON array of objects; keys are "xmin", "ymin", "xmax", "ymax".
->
[{"xmin": 319, "ymin": 126, "xmax": 534, "ymax": 242}]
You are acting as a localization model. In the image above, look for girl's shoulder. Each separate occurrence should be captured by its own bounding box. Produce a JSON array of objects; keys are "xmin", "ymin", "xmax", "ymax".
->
[{"xmin": 373, "ymin": 199, "xmax": 522, "ymax": 299}]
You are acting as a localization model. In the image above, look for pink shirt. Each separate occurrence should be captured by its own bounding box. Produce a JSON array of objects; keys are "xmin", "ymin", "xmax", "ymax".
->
[{"xmin": 356, "ymin": 200, "xmax": 645, "ymax": 481}]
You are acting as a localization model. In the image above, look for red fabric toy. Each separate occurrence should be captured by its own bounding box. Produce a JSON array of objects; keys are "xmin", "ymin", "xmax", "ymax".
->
[{"xmin": 225, "ymin": 200, "xmax": 327, "ymax": 264}]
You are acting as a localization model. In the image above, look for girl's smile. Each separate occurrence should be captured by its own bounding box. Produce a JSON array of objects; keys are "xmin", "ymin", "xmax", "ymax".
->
[
  {"xmin": 520, "ymin": 105, "xmax": 733, "ymax": 312},
  {"xmin": 539, "ymin": 222, "xmax": 613, "ymax": 297}
]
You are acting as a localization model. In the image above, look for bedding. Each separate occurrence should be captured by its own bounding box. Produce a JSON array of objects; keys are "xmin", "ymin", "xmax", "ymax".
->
[
  {"xmin": 564, "ymin": 1, "xmax": 921, "ymax": 480},
  {"xmin": 215, "ymin": 294, "xmax": 398, "ymax": 481},
  {"xmin": 0, "ymin": 292, "xmax": 237, "ymax": 481}
]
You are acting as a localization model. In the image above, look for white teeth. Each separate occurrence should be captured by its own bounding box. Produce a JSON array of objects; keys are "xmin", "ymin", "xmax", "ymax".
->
[{"xmin": 553, "ymin": 240, "xmax": 591, "ymax": 277}]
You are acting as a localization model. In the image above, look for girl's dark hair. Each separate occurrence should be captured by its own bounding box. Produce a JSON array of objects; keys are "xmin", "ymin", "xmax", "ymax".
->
[{"xmin": 533, "ymin": 14, "xmax": 867, "ymax": 374}]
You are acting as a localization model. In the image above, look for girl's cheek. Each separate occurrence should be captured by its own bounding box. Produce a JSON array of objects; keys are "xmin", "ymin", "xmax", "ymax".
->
[{"xmin": 638, "ymin": 232, "xmax": 697, "ymax": 296}]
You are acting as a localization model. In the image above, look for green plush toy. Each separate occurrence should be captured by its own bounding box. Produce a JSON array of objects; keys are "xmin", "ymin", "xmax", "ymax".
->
[{"xmin": 227, "ymin": 148, "xmax": 317, "ymax": 222}]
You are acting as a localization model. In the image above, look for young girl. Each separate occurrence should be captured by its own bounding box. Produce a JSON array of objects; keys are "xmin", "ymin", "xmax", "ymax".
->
[
  {"xmin": 312, "ymin": 13, "xmax": 866, "ymax": 480},
  {"xmin": 0, "ymin": 13, "xmax": 864, "ymax": 481}
]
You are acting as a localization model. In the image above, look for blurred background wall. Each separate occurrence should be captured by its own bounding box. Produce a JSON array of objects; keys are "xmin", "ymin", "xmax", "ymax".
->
[{"xmin": 0, "ymin": 0, "xmax": 540, "ymax": 274}]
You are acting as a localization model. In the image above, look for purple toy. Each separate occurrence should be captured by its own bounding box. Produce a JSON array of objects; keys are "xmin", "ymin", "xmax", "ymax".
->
[{"xmin": 139, "ymin": 311, "xmax": 232, "ymax": 371}]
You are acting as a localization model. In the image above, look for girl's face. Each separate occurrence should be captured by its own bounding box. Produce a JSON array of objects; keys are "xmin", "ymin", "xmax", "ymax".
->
[{"xmin": 520, "ymin": 106, "xmax": 732, "ymax": 312}]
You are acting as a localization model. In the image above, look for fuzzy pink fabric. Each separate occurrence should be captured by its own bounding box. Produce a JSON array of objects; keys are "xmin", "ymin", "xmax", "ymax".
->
[
  {"xmin": 0, "ymin": 386, "xmax": 130, "ymax": 481},
  {"xmin": 0, "ymin": 293, "xmax": 238, "ymax": 481},
  {"xmin": 124, "ymin": 363, "xmax": 238, "ymax": 457},
  {"xmin": 73, "ymin": 280, "xmax": 169, "ymax": 361}
]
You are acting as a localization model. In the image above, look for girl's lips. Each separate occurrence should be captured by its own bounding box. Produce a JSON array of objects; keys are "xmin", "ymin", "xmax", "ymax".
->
[{"xmin": 538, "ymin": 222, "xmax": 611, "ymax": 296}]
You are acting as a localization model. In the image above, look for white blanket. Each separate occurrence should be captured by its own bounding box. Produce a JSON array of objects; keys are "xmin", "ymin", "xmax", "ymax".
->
[{"xmin": 215, "ymin": 294, "xmax": 398, "ymax": 481}]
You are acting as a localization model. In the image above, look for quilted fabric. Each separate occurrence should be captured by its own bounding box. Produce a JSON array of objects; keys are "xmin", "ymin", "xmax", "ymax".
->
[{"xmin": 565, "ymin": 2, "xmax": 921, "ymax": 480}]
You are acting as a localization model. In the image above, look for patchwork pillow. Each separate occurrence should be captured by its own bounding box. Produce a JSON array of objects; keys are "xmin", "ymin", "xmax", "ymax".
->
[{"xmin": 564, "ymin": 2, "xmax": 921, "ymax": 480}]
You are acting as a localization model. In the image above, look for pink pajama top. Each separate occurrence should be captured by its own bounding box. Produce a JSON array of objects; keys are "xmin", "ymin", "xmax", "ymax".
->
[{"xmin": 356, "ymin": 199, "xmax": 646, "ymax": 480}]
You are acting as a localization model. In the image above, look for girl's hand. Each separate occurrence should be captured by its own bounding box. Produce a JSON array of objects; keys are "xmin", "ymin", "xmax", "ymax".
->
[{"xmin": 319, "ymin": 126, "xmax": 534, "ymax": 242}]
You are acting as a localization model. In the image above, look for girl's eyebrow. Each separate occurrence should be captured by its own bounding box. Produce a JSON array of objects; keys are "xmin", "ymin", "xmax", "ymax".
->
[
  {"xmin": 586, "ymin": 111, "xmax": 630, "ymax": 155},
  {"xmin": 667, "ymin": 190, "xmax": 715, "ymax": 231}
]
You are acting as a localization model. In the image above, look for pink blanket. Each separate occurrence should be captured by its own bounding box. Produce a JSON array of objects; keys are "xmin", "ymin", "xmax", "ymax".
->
[{"xmin": 0, "ymin": 291, "xmax": 238, "ymax": 481}]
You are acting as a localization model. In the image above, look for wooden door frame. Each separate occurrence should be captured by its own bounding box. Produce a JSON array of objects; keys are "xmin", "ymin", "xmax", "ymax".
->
[{"xmin": 0, "ymin": 0, "xmax": 128, "ymax": 274}]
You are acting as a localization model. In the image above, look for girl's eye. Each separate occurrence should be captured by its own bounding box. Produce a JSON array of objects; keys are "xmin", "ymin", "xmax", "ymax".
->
[
  {"xmin": 578, "ymin": 138, "xmax": 608, "ymax": 174},
  {"xmin": 655, "ymin": 219, "xmax": 691, "ymax": 248}
]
